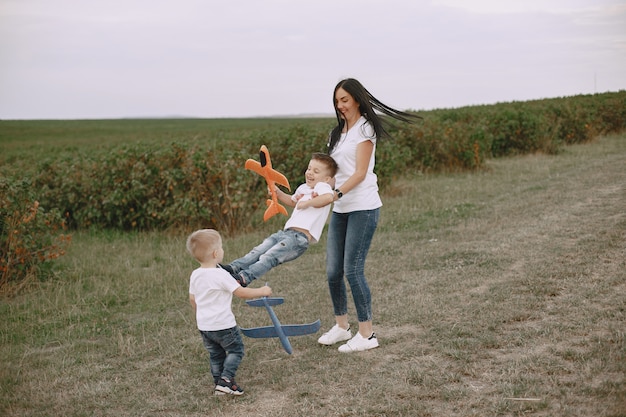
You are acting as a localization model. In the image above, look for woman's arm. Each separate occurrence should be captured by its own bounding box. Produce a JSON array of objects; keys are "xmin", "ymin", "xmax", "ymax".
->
[{"xmin": 296, "ymin": 190, "xmax": 334, "ymax": 209}]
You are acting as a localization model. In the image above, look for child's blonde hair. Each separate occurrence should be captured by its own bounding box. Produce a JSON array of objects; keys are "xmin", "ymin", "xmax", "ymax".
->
[{"xmin": 186, "ymin": 229, "xmax": 222, "ymax": 263}]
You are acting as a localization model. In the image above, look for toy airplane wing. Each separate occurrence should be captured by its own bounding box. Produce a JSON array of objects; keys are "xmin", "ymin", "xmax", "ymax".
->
[
  {"xmin": 246, "ymin": 297, "xmax": 285, "ymax": 307},
  {"xmin": 240, "ymin": 320, "xmax": 321, "ymax": 338},
  {"xmin": 244, "ymin": 159, "xmax": 290, "ymax": 189}
]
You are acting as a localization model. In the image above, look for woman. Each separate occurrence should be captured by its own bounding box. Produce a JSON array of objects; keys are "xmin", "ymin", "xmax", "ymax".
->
[{"xmin": 317, "ymin": 78, "xmax": 420, "ymax": 352}]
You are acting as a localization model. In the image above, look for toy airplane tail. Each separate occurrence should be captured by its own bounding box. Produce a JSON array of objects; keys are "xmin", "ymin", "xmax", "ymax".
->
[{"xmin": 264, "ymin": 199, "xmax": 289, "ymax": 221}]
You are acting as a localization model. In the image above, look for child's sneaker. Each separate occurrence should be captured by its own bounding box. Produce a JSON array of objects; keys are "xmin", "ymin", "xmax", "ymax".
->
[
  {"xmin": 218, "ymin": 264, "xmax": 249, "ymax": 287},
  {"xmin": 218, "ymin": 263, "xmax": 235, "ymax": 274},
  {"xmin": 224, "ymin": 268, "xmax": 249, "ymax": 287},
  {"xmin": 234, "ymin": 272, "xmax": 250, "ymax": 287},
  {"xmin": 338, "ymin": 332, "xmax": 379, "ymax": 353},
  {"xmin": 215, "ymin": 377, "xmax": 244, "ymax": 396},
  {"xmin": 317, "ymin": 324, "xmax": 352, "ymax": 345}
]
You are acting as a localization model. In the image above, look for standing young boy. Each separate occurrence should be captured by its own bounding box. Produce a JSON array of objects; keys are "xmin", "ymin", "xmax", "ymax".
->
[
  {"xmin": 221, "ymin": 153, "xmax": 338, "ymax": 286},
  {"xmin": 186, "ymin": 229, "xmax": 272, "ymax": 396}
]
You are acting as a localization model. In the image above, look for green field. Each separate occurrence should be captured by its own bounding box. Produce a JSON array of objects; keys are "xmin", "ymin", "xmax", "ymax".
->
[
  {"xmin": 1, "ymin": 126, "xmax": 624, "ymax": 416},
  {"xmin": 0, "ymin": 117, "xmax": 334, "ymax": 159}
]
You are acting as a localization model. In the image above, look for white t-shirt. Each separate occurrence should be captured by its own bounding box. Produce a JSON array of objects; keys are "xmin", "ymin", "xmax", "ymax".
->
[
  {"xmin": 284, "ymin": 181, "xmax": 334, "ymax": 243},
  {"xmin": 189, "ymin": 267, "xmax": 241, "ymax": 331},
  {"xmin": 330, "ymin": 116, "xmax": 383, "ymax": 213}
]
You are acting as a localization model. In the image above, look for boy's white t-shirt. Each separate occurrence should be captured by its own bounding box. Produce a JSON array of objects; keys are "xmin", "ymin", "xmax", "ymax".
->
[
  {"xmin": 284, "ymin": 181, "xmax": 333, "ymax": 243},
  {"xmin": 330, "ymin": 116, "xmax": 383, "ymax": 213},
  {"xmin": 189, "ymin": 267, "xmax": 241, "ymax": 331}
]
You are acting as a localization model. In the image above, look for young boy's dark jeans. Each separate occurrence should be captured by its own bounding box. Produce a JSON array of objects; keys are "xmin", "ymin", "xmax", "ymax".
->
[{"xmin": 199, "ymin": 326, "xmax": 244, "ymax": 383}]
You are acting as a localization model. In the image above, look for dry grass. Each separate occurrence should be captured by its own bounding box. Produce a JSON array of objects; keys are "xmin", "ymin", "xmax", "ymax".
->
[{"xmin": 1, "ymin": 134, "xmax": 625, "ymax": 416}]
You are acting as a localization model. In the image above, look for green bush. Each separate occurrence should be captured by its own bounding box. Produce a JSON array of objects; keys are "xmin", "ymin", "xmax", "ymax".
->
[
  {"xmin": 33, "ymin": 142, "xmax": 261, "ymax": 233},
  {"xmin": 0, "ymin": 178, "xmax": 71, "ymax": 295},
  {"xmin": 1, "ymin": 91, "xmax": 624, "ymax": 240},
  {"xmin": 487, "ymin": 106, "xmax": 548, "ymax": 156}
]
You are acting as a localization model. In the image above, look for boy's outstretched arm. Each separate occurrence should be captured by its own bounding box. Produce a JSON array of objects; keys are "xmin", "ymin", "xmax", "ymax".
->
[
  {"xmin": 296, "ymin": 192, "xmax": 334, "ymax": 210},
  {"xmin": 189, "ymin": 294, "xmax": 197, "ymax": 314},
  {"xmin": 234, "ymin": 285, "xmax": 272, "ymax": 299},
  {"xmin": 274, "ymin": 187, "xmax": 296, "ymax": 207}
]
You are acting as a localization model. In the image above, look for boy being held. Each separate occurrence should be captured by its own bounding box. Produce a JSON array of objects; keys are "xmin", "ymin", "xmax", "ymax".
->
[
  {"xmin": 221, "ymin": 153, "xmax": 338, "ymax": 287},
  {"xmin": 187, "ymin": 229, "xmax": 272, "ymax": 396}
]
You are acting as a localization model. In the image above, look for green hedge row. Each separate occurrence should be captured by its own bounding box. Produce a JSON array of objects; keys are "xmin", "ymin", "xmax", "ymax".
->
[
  {"xmin": 387, "ymin": 90, "xmax": 626, "ymax": 174},
  {"xmin": 23, "ymin": 126, "xmax": 335, "ymax": 234},
  {"xmin": 4, "ymin": 91, "xmax": 626, "ymax": 237}
]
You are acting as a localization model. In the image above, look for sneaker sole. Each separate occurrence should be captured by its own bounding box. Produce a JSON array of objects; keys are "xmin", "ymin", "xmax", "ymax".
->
[
  {"xmin": 318, "ymin": 333, "xmax": 352, "ymax": 345},
  {"xmin": 338, "ymin": 339, "xmax": 380, "ymax": 353},
  {"xmin": 235, "ymin": 273, "xmax": 249, "ymax": 287},
  {"xmin": 215, "ymin": 386, "xmax": 244, "ymax": 396},
  {"xmin": 338, "ymin": 345, "xmax": 379, "ymax": 353}
]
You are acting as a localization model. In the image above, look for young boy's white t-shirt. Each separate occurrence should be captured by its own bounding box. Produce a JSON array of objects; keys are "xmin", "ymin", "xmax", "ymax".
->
[
  {"xmin": 189, "ymin": 267, "xmax": 241, "ymax": 331},
  {"xmin": 284, "ymin": 181, "xmax": 333, "ymax": 243}
]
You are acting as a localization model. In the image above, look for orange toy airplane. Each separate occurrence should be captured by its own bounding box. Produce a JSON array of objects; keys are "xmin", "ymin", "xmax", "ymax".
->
[{"xmin": 245, "ymin": 145, "xmax": 291, "ymax": 221}]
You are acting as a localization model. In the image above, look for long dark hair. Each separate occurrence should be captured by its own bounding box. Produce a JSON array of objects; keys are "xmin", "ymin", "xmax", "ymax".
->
[{"xmin": 327, "ymin": 78, "xmax": 420, "ymax": 154}]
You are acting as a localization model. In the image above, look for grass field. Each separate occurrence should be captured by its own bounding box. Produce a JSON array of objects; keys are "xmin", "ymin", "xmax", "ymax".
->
[
  {"xmin": 0, "ymin": 118, "xmax": 333, "ymax": 161},
  {"xmin": 1, "ymin": 133, "xmax": 624, "ymax": 416}
]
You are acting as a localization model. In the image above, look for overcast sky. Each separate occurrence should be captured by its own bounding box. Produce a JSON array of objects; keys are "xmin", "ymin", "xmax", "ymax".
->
[{"xmin": 1, "ymin": 0, "xmax": 625, "ymax": 119}]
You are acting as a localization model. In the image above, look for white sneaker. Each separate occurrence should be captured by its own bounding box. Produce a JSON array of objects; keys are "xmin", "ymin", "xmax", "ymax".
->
[
  {"xmin": 338, "ymin": 332, "xmax": 379, "ymax": 353},
  {"xmin": 317, "ymin": 324, "xmax": 352, "ymax": 345}
]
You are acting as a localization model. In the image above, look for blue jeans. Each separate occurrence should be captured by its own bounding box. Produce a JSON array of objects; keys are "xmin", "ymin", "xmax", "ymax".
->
[
  {"xmin": 326, "ymin": 208, "xmax": 380, "ymax": 323},
  {"xmin": 199, "ymin": 326, "xmax": 244, "ymax": 383},
  {"xmin": 230, "ymin": 229, "xmax": 309, "ymax": 283}
]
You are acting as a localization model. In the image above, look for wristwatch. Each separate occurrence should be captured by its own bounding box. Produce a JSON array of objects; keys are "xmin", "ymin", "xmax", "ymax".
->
[{"xmin": 335, "ymin": 189, "xmax": 343, "ymax": 199}]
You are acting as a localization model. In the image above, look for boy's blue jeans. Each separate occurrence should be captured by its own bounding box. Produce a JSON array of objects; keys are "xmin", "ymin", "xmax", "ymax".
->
[
  {"xmin": 326, "ymin": 209, "xmax": 380, "ymax": 323},
  {"xmin": 199, "ymin": 326, "xmax": 244, "ymax": 383},
  {"xmin": 230, "ymin": 229, "xmax": 309, "ymax": 282}
]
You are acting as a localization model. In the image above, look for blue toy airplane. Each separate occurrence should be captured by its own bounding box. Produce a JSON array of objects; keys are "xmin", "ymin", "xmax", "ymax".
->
[{"xmin": 240, "ymin": 297, "xmax": 321, "ymax": 354}]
